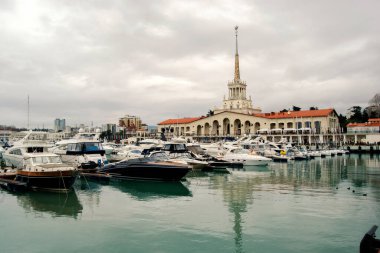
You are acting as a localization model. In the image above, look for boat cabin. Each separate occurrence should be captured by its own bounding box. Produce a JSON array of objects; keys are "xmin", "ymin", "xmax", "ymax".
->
[
  {"xmin": 66, "ymin": 142, "xmax": 105, "ymax": 156},
  {"xmin": 162, "ymin": 143, "xmax": 188, "ymax": 153}
]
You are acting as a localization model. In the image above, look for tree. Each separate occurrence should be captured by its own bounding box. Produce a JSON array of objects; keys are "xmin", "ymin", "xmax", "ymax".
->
[
  {"xmin": 369, "ymin": 93, "xmax": 380, "ymax": 107},
  {"xmin": 280, "ymin": 109, "xmax": 288, "ymax": 112},
  {"xmin": 347, "ymin": 106, "xmax": 365, "ymax": 123},
  {"xmin": 366, "ymin": 93, "xmax": 380, "ymax": 118},
  {"xmin": 207, "ymin": 110, "xmax": 214, "ymax": 117},
  {"xmin": 309, "ymin": 106, "xmax": 318, "ymax": 110},
  {"xmin": 338, "ymin": 114, "xmax": 348, "ymax": 132},
  {"xmin": 292, "ymin": 106, "xmax": 301, "ymax": 111}
]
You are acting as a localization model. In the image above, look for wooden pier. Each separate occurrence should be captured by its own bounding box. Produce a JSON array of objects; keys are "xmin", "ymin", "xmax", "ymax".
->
[{"xmin": 0, "ymin": 173, "xmax": 27, "ymax": 192}]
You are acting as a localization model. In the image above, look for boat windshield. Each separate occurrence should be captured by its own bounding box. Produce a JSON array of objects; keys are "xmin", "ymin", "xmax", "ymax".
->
[
  {"xmin": 230, "ymin": 149, "xmax": 249, "ymax": 154},
  {"xmin": 83, "ymin": 142, "xmax": 103, "ymax": 151},
  {"xmin": 149, "ymin": 152, "xmax": 169, "ymax": 160},
  {"xmin": 32, "ymin": 156, "xmax": 62, "ymax": 164},
  {"xmin": 187, "ymin": 146, "xmax": 205, "ymax": 155},
  {"xmin": 175, "ymin": 153, "xmax": 192, "ymax": 159}
]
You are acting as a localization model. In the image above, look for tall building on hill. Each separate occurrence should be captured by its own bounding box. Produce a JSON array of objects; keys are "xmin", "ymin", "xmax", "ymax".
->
[
  {"xmin": 214, "ymin": 26, "xmax": 261, "ymax": 115},
  {"xmin": 54, "ymin": 118, "xmax": 66, "ymax": 132}
]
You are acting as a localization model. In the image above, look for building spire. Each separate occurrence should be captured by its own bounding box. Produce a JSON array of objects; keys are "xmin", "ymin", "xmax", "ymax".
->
[{"xmin": 234, "ymin": 25, "xmax": 240, "ymax": 81}]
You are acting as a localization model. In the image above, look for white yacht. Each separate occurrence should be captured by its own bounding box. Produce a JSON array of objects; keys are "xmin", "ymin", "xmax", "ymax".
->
[
  {"xmin": 162, "ymin": 143, "xmax": 209, "ymax": 170},
  {"xmin": 50, "ymin": 140, "xmax": 107, "ymax": 171},
  {"xmin": 2, "ymin": 131, "xmax": 53, "ymax": 168},
  {"xmin": 0, "ymin": 146, "xmax": 5, "ymax": 159},
  {"xmin": 223, "ymin": 147, "xmax": 272, "ymax": 166}
]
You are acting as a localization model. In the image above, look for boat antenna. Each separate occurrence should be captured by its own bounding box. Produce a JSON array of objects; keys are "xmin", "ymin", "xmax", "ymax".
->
[{"xmin": 27, "ymin": 94, "xmax": 30, "ymax": 130}]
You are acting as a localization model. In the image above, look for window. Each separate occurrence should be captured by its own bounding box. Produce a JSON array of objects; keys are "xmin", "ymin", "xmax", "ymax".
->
[
  {"xmin": 11, "ymin": 149, "xmax": 22, "ymax": 155},
  {"xmin": 32, "ymin": 156, "xmax": 62, "ymax": 164},
  {"xmin": 27, "ymin": 147, "xmax": 43, "ymax": 153},
  {"xmin": 314, "ymin": 121, "xmax": 321, "ymax": 133}
]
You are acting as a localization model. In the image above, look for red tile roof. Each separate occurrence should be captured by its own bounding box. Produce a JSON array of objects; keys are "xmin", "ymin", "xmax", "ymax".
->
[
  {"xmin": 347, "ymin": 122, "xmax": 380, "ymax": 127},
  {"xmin": 368, "ymin": 118, "xmax": 380, "ymax": 123},
  {"xmin": 254, "ymin": 108, "xmax": 335, "ymax": 119},
  {"xmin": 158, "ymin": 117, "xmax": 204, "ymax": 125}
]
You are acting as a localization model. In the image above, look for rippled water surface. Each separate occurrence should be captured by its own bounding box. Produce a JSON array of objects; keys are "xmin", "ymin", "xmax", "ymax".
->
[{"xmin": 1, "ymin": 154, "xmax": 379, "ymax": 253}]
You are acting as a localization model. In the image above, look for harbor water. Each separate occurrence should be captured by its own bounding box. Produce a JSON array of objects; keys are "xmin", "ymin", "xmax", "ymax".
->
[{"xmin": 1, "ymin": 154, "xmax": 379, "ymax": 253}]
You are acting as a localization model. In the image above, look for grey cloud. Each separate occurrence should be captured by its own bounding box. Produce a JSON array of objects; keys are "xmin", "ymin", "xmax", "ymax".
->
[{"xmin": 0, "ymin": 0, "xmax": 379, "ymax": 128}]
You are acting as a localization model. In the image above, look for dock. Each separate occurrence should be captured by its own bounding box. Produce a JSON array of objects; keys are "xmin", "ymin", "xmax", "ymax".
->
[{"xmin": 0, "ymin": 173, "xmax": 27, "ymax": 192}]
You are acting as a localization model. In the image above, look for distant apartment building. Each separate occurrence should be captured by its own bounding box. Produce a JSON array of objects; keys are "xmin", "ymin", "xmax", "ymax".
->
[
  {"xmin": 102, "ymin": 123, "xmax": 117, "ymax": 134},
  {"xmin": 54, "ymin": 118, "xmax": 66, "ymax": 132},
  {"xmin": 119, "ymin": 115, "xmax": 142, "ymax": 131}
]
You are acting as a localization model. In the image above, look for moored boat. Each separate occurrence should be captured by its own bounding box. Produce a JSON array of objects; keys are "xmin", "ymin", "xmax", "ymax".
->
[
  {"xmin": 98, "ymin": 157, "xmax": 191, "ymax": 181},
  {"xmin": 223, "ymin": 147, "xmax": 272, "ymax": 166},
  {"xmin": 15, "ymin": 153, "xmax": 78, "ymax": 191}
]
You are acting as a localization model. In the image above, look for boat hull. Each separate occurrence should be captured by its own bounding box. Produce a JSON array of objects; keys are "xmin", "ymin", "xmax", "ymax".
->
[
  {"xmin": 16, "ymin": 170, "xmax": 78, "ymax": 191},
  {"xmin": 243, "ymin": 159, "xmax": 271, "ymax": 166},
  {"xmin": 99, "ymin": 161, "xmax": 190, "ymax": 181}
]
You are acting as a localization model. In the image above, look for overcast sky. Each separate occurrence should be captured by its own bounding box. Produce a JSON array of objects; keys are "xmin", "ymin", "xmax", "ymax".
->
[{"xmin": 0, "ymin": 0, "xmax": 379, "ymax": 128}]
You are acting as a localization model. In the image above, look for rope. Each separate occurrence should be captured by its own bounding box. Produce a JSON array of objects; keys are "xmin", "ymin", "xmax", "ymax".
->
[
  {"xmin": 81, "ymin": 173, "xmax": 91, "ymax": 190},
  {"xmin": 59, "ymin": 170, "xmax": 68, "ymax": 195}
]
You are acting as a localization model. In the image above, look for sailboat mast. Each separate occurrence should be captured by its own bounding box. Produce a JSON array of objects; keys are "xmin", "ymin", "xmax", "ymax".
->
[{"xmin": 27, "ymin": 94, "xmax": 30, "ymax": 130}]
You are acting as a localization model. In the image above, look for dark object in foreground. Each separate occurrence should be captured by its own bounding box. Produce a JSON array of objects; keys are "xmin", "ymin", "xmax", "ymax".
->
[
  {"xmin": 360, "ymin": 225, "xmax": 380, "ymax": 253},
  {"xmin": 0, "ymin": 176, "xmax": 27, "ymax": 192},
  {"xmin": 98, "ymin": 158, "xmax": 191, "ymax": 181}
]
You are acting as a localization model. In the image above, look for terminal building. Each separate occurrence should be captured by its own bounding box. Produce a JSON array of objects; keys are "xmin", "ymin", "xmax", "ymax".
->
[{"xmin": 158, "ymin": 27, "xmax": 342, "ymax": 145}]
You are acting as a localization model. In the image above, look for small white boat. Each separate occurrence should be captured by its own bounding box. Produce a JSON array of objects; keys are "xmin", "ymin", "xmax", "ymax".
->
[
  {"xmin": 223, "ymin": 148, "xmax": 272, "ymax": 166},
  {"xmin": 309, "ymin": 151, "xmax": 322, "ymax": 158}
]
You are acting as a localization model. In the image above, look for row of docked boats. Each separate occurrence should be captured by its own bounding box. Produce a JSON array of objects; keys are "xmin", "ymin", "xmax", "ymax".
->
[{"xmin": 0, "ymin": 131, "xmax": 349, "ymax": 192}]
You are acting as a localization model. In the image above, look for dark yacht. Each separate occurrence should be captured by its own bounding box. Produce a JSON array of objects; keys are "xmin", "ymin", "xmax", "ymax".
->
[{"xmin": 98, "ymin": 157, "xmax": 191, "ymax": 181}]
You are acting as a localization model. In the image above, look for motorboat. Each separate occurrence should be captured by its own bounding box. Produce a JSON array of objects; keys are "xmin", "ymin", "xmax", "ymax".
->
[
  {"xmin": 222, "ymin": 147, "xmax": 272, "ymax": 166},
  {"xmin": 168, "ymin": 152, "xmax": 209, "ymax": 170},
  {"xmin": 200, "ymin": 142, "xmax": 226, "ymax": 157},
  {"xmin": 272, "ymin": 155, "xmax": 290, "ymax": 162},
  {"xmin": 50, "ymin": 140, "xmax": 108, "ymax": 171},
  {"xmin": 186, "ymin": 144, "xmax": 242, "ymax": 170},
  {"xmin": 0, "ymin": 146, "xmax": 5, "ymax": 159},
  {"xmin": 162, "ymin": 143, "xmax": 209, "ymax": 170},
  {"xmin": 309, "ymin": 151, "xmax": 322, "ymax": 158},
  {"xmin": 3, "ymin": 131, "xmax": 53, "ymax": 168},
  {"xmin": 288, "ymin": 147, "xmax": 309, "ymax": 161},
  {"xmin": 98, "ymin": 157, "xmax": 191, "ymax": 181},
  {"xmin": 320, "ymin": 150, "xmax": 331, "ymax": 157},
  {"xmin": 15, "ymin": 153, "xmax": 78, "ymax": 191}
]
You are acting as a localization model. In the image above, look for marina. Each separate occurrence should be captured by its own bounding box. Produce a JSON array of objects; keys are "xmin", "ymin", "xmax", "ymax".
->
[
  {"xmin": 0, "ymin": 154, "xmax": 379, "ymax": 253},
  {"xmin": 1, "ymin": 1, "xmax": 380, "ymax": 252}
]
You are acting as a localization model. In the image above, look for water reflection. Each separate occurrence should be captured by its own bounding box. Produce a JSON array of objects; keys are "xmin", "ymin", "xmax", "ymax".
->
[
  {"xmin": 17, "ymin": 190, "xmax": 83, "ymax": 219},
  {"xmin": 210, "ymin": 154, "xmax": 380, "ymax": 253},
  {"xmin": 109, "ymin": 180, "xmax": 192, "ymax": 200}
]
